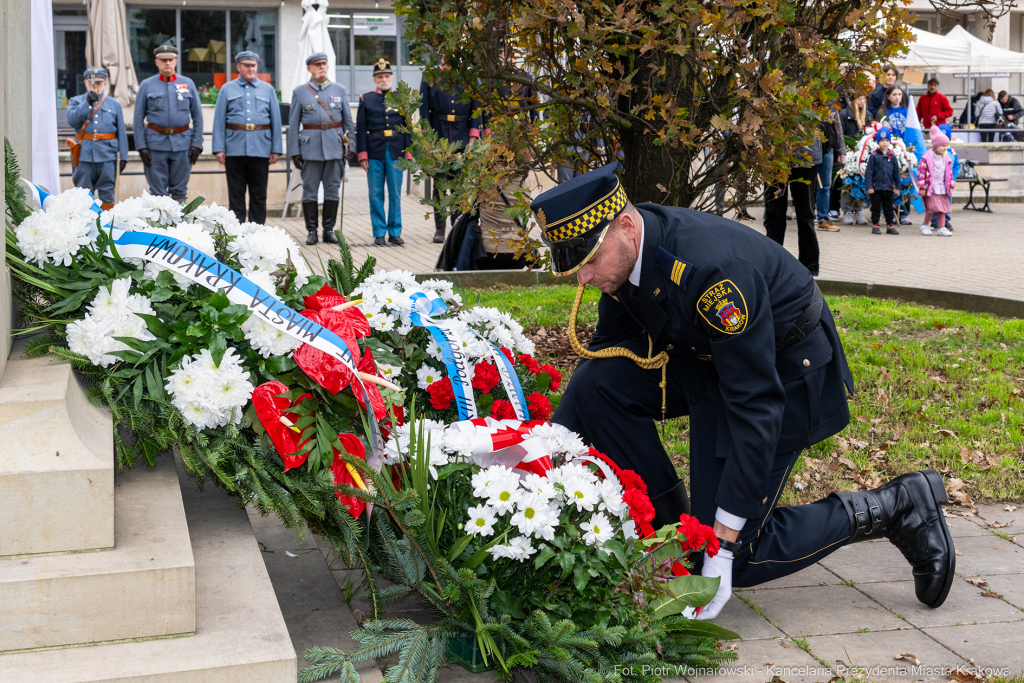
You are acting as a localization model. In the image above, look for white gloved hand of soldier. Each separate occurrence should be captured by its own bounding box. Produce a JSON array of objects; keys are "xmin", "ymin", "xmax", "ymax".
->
[{"xmin": 682, "ymin": 508, "xmax": 742, "ymax": 620}]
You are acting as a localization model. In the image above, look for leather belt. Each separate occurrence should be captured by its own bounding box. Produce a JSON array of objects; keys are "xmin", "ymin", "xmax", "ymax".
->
[
  {"xmin": 226, "ymin": 123, "xmax": 271, "ymax": 131},
  {"xmin": 302, "ymin": 122, "xmax": 345, "ymax": 130},
  {"xmin": 77, "ymin": 133, "xmax": 117, "ymax": 141},
  {"xmin": 368, "ymin": 129, "xmax": 396, "ymax": 137},
  {"xmin": 777, "ymin": 283, "xmax": 824, "ymax": 351},
  {"xmin": 444, "ymin": 114, "xmax": 469, "ymax": 122},
  {"xmin": 147, "ymin": 123, "xmax": 190, "ymax": 135}
]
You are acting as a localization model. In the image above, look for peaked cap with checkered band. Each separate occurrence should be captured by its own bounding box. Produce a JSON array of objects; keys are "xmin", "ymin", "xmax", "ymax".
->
[{"xmin": 530, "ymin": 162, "xmax": 628, "ymax": 276}]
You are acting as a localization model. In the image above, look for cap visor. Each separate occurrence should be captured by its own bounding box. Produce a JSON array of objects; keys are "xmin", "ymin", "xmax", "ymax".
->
[{"xmin": 547, "ymin": 225, "xmax": 610, "ymax": 277}]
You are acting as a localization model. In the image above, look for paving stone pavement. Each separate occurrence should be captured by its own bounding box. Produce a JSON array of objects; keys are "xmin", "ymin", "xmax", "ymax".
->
[{"xmin": 267, "ymin": 182, "xmax": 1024, "ymax": 302}]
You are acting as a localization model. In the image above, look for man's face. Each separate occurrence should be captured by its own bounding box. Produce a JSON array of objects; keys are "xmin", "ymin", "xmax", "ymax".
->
[
  {"xmin": 1000, "ymin": 95, "xmax": 1009, "ymax": 104},
  {"xmin": 373, "ymin": 72, "xmax": 393, "ymax": 90},
  {"xmin": 575, "ymin": 215, "xmax": 640, "ymax": 294},
  {"xmin": 155, "ymin": 55, "xmax": 177, "ymax": 76},
  {"xmin": 884, "ymin": 69, "xmax": 898, "ymax": 85},
  {"xmin": 85, "ymin": 77, "xmax": 107, "ymax": 94},
  {"xmin": 928, "ymin": 82, "xmax": 938, "ymax": 94},
  {"xmin": 307, "ymin": 60, "xmax": 328, "ymax": 81},
  {"xmin": 237, "ymin": 59, "xmax": 259, "ymax": 81}
]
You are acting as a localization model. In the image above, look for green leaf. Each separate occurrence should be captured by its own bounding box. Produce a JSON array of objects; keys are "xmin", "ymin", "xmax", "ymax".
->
[
  {"xmin": 207, "ymin": 289, "xmax": 231, "ymax": 312},
  {"xmin": 572, "ymin": 562, "xmax": 589, "ymax": 592},
  {"xmin": 534, "ymin": 372, "xmax": 552, "ymax": 392},
  {"xmin": 533, "ymin": 546, "xmax": 557, "ymax": 570},
  {"xmin": 670, "ymin": 620, "xmax": 741, "ymax": 641},
  {"xmin": 446, "ymin": 534, "xmax": 474, "ymax": 562},
  {"xmin": 557, "ymin": 551, "xmax": 575, "ymax": 578},
  {"xmin": 150, "ymin": 287, "xmax": 175, "ymax": 303},
  {"xmin": 145, "ymin": 362, "xmax": 166, "ymax": 401},
  {"xmin": 135, "ymin": 313, "xmax": 172, "ymax": 339},
  {"xmin": 266, "ymin": 355, "xmax": 297, "ymax": 374},
  {"xmin": 476, "ymin": 392, "xmax": 494, "ymax": 416},
  {"xmin": 208, "ymin": 334, "xmax": 227, "ymax": 367},
  {"xmin": 182, "ymin": 196, "xmax": 205, "ymax": 215},
  {"xmin": 132, "ymin": 374, "xmax": 144, "ymax": 411},
  {"xmin": 649, "ymin": 575, "xmax": 722, "ymax": 619},
  {"xmin": 464, "ymin": 530, "xmax": 508, "ymax": 570}
]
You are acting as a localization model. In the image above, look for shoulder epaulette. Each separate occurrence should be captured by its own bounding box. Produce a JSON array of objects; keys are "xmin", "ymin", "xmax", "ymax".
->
[{"xmin": 655, "ymin": 247, "xmax": 693, "ymax": 290}]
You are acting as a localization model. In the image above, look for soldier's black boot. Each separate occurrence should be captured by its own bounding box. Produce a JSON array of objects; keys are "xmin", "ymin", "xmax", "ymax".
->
[
  {"xmin": 650, "ymin": 481, "xmax": 691, "ymax": 530},
  {"xmin": 432, "ymin": 217, "xmax": 446, "ymax": 244},
  {"xmin": 321, "ymin": 200, "xmax": 339, "ymax": 244},
  {"xmin": 303, "ymin": 202, "xmax": 319, "ymax": 245},
  {"xmin": 835, "ymin": 469, "xmax": 954, "ymax": 608}
]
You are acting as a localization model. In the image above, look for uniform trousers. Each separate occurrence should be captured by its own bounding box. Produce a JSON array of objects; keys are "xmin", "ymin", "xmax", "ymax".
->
[
  {"xmin": 552, "ymin": 353, "xmax": 851, "ymax": 587},
  {"xmin": 764, "ymin": 166, "xmax": 820, "ymax": 276},
  {"xmin": 432, "ymin": 169, "xmax": 461, "ymax": 230},
  {"xmin": 367, "ymin": 145, "xmax": 403, "ymax": 238},
  {"xmin": 225, "ymin": 155, "xmax": 270, "ymax": 224},
  {"xmin": 71, "ymin": 160, "xmax": 117, "ymax": 204},
  {"xmin": 301, "ymin": 159, "xmax": 343, "ymax": 203},
  {"xmin": 144, "ymin": 150, "xmax": 191, "ymax": 200}
]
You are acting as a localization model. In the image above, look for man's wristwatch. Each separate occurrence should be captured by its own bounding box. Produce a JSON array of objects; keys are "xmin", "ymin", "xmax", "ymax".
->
[{"xmin": 717, "ymin": 537, "xmax": 742, "ymax": 554}]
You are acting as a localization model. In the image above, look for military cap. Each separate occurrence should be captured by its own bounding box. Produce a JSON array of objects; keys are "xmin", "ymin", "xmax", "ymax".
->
[
  {"xmin": 372, "ymin": 58, "xmax": 393, "ymax": 76},
  {"xmin": 875, "ymin": 127, "xmax": 891, "ymax": 141},
  {"xmin": 234, "ymin": 50, "xmax": 260, "ymax": 63},
  {"xmin": 84, "ymin": 67, "xmax": 109, "ymax": 80},
  {"xmin": 153, "ymin": 45, "xmax": 178, "ymax": 57},
  {"xmin": 530, "ymin": 161, "xmax": 628, "ymax": 276},
  {"xmin": 306, "ymin": 52, "xmax": 329, "ymax": 65}
]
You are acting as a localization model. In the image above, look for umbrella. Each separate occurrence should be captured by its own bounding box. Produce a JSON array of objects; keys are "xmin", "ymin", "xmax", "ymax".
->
[
  {"xmin": 84, "ymin": 0, "xmax": 139, "ymax": 107},
  {"xmin": 293, "ymin": 0, "xmax": 336, "ymax": 90}
]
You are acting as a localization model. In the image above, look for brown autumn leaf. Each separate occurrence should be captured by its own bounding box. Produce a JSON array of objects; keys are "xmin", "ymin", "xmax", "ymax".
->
[
  {"xmin": 856, "ymin": 414, "xmax": 869, "ymax": 423},
  {"xmin": 965, "ymin": 578, "xmax": 989, "ymax": 588},
  {"xmin": 985, "ymin": 520, "xmax": 1012, "ymax": 530},
  {"xmin": 1005, "ymin": 505, "xmax": 1018, "ymax": 512},
  {"xmin": 895, "ymin": 653, "xmax": 921, "ymax": 665},
  {"xmin": 949, "ymin": 669, "xmax": 986, "ymax": 683},
  {"xmin": 780, "ymin": 640, "xmax": 789, "ymax": 648},
  {"xmin": 981, "ymin": 590, "xmax": 1005, "ymax": 599},
  {"xmin": 935, "ymin": 429, "xmax": 957, "ymax": 439},
  {"xmin": 838, "ymin": 456, "xmax": 858, "ymax": 470}
]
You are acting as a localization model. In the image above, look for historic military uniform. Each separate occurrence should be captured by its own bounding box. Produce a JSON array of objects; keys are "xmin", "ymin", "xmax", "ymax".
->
[
  {"xmin": 419, "ymin": 77, "xmax": 481, "ymax": 242},
  {"xmin": 66, "ymin": 68, "xmax": 128, "ymax": 209},
  {"xmin": 356, "ymin": 59, "xmax": 412, "ymax": 246},
  {"xmin": 133, "ymin": 46, "xmax": 204, "ymax": 201},
  {"xmin": 212, "ymin": 51, "xmax": 283, "ymax": 224},
  {"xmin": 288, "ymin": 52, "xmax": 354, "ymax": 245},
  {"xmin": 535, "ymin": 163, "xmax": 954, "ymax": 611}
]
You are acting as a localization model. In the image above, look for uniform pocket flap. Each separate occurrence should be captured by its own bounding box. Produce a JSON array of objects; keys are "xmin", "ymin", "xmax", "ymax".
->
[{"xmin": 776, "ymin": 324, "xmax": 832, "ymax": 383}]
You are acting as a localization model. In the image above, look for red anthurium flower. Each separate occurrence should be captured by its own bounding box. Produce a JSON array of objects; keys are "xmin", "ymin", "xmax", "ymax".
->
[
  {"xmin": 332, "ymin": 432, "xmax": 367, "ymax": 519},
  {"xmin": 303, "ymin": 283, "xmax": 347, "ymax": 311},
  {"xmin": 252, "ymin": 381, "xmax": 313, "ymax": 470},
  {"xmin": 303, "ymin": 284, "xmax": 370, "ymax": 366},
  {"xmin": 349, "ymin": 348, "xmax": 388, "ymax": 420},
  {"xmin": 293, "ymin": 310, "xmax": 358, "ymax": 395}
]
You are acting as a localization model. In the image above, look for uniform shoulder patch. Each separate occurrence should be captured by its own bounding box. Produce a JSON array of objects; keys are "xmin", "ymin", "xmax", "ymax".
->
[
  {"xmin": 654, "ymin": 247, "xmax": 693, "ymax": 289},
  {"xmin": 697, "ymin": 279, "xmax": 748, "ymax": 335}
]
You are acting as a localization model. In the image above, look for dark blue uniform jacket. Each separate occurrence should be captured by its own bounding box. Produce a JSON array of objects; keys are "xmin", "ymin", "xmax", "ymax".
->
[
  {"xmin": 590, "ymin": 205, "xmax": 855, "ymax": 518},
  {"xmin": 418, "ymin": 80, "xmax": 481, "ymax": 149},
  {"xmin": 355, "ymin": 89, "xmax": 412, "ymax": 162}
]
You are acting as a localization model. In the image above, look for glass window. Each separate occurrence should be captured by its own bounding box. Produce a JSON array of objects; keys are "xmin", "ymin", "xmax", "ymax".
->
[
  {"xmin": 55, "ymin": 29, "xmax": 89, "ymax": 106},
  {"xmin": 327, "ymin": 13, "xmax": 351, "ymax": 66},
  {"xmin": 181, "ymin": 10, "xmax": 227, "ymax": 90},
  {"xmin": 230, "ymin": 11, "xmax": 277, "ymax": 86},
  {"xmin": 353, "ymin": 14, "xmax": 396, "ymax": 66},
  {"xmin": 127, "ymin": 8, "xmax": 176, "ymax": 82}
]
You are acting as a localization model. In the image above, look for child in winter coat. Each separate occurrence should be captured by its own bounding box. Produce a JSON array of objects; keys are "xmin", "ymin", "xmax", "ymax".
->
[
  {"xmin": 929, "ymin": 124, "xmax": 959, "ymax": 230},
  {"xmin": 918, "ymin": 126, "xmax": 955, "ymax": 236},
  {"xmin": 864, "ymin": 128, "xmax": 901, "ymax": 234}
]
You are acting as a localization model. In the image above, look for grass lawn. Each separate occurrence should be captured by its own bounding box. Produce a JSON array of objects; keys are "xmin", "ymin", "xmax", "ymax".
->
[{"xmin": 471, "ymin": 284, "xmax": 1024, "ymax": 506}]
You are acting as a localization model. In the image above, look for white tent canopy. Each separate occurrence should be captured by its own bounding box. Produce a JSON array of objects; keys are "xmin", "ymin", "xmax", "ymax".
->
[
  {"xmin": 890, "ymin": 27, "xmax": 973, "ymax": 72},
  {"xmin": 292, "ymin": 0, "xmax": 336, "ymax": 92},
  {"xmin": 943, "ymin": 25, "xmax": 1024, "ymax": 73}
]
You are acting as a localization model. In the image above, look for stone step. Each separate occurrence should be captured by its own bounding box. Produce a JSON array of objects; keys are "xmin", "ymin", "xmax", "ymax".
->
[
  {"xmin": 0, "ymin": 454, "xmax": 195, "ymax": 652},
  {"xmin": 0, "ymin": 352, "xmax": 114, "ymax": 557},
  {"xmin": 0, "ymin": 452, "xmax": 296, "ymax": 681}
]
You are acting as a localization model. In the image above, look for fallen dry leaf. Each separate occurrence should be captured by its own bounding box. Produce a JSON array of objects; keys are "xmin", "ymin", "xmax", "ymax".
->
[
  {"xmin": 838, "ymin": 456, "xmax": 858, "ymax": 470},
  {"xmin": 780, "ymin": 641, "xmax": 789, "ymax": 648},
  {"xmin": 956, "ymin": 550, "xmax": 964, "ymax": 556},
  {"xmin": 965, "ymin": 578, "xmax": 989, "ymax": 588},
  {"xmin": 981, "ymin": 590, "xmax": 1005, "ymax": 600},
  {"xmin": 1005, "ymin": 505, "xmax": 1018, "ymax": 512},
  {"xmin": 985, "ymin": 520, "xmax": 1012, "ymax": 530},
  {"xmin": 722, "ymin": 643, "xmax": 739, "ymax": 652},
  {"xmin": 949, "ymin": 668, "xmax": 987, "ymax": 683},
  {"xmin": 935, "ymin": 428, "xmax": 957, "ymax": 439},
  {"xmin": 895, "ymin": 653, "xmax": 921, "ymax": 665}
]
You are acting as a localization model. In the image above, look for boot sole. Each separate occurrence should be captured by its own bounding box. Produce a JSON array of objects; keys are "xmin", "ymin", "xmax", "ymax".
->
[{"xmin": 918, "ymin": 469, "xmax": 956, "ymax": 608}]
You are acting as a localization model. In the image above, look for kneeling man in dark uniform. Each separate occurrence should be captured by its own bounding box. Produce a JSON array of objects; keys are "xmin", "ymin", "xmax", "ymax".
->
[{"xmin": 535, "ymin": 163, "xmax": 954, "ymax": 620}]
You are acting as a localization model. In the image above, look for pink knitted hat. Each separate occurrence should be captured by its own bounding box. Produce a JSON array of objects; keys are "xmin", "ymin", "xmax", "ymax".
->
[{"xmin": 930, "ymin": 125, "xmax": 950, "ymax": 150}]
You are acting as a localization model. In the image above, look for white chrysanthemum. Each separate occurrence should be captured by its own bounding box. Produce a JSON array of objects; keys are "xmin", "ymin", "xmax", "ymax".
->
[
  {"xmin": 101, "ymin": 196, "xmax": 160, "ymax": 232},
  {"xmin": 440, "ymin": 428, "xmax": 475, "ymax": 460},
  {"xmin": 372, "ymin": 315, "xmax": 396, "ymax": 333},
  {"xmin": 242, "ymin": 315, "xmax": 301, "ymax": 358},
  {"xmin": 382, "ymin": 419, "xmax": 448, "ymax": 467},
  {"xmin": 466, "ymin": 505, "xmax": 497, "ymax": 537},
  {"xmin": 191, "ymin": 202, "xmax": 240, "ymax": 233},
  {"xmin": 242, "ymin": 268, "xmax": 278, "ymax": 294},
  {"xmin": 471, "ymin": 465, "xmax": 515, "ymax": 499},
  {"xmin": 143, "ymin": 222, "xmax": 217, "ymax": 287},
  {"xmin": 488, "ymin": 535, "xmax": 536, "ymax": 562},
  {"xmin": 66, "ymin": 316, "xmax": 121, "ymax": 367},
  {"xmin": 376, "ymin": 363, "xmax": 402, "ymax": 380},
  {"xmin": 484, "ymin": 472, "xmax": 521, "ymax": 515},
  {"xmin": 425, "ymin": 339, "xmax": 444, "ymax": 362},
  {"xmin": 139, "ymin": 192, "xmax": 184, "ymax": 225},
  {"xmin": 520, "ymin": 472, "xmax": 557, "ymax": 500},
  {"xmin": 558, "ymin": 473, "xmax": 600, "ymax": 512},
  {"xmin": 67, "ymin": 279, "xmax": 158, "ymax": 368},
  {"xmin": 458, "ymin": 306, "xmax": 534, "ymax": 355},
  {"xmin": 510, "ymin": 493, "xmax": 558, "ymax": 539},
  {"xmin": 529, "ymin": 423, "xmax": 589, "ymax": 459},
  {"xmin": 228, "ymin": 224, "xmax": 311, "ymax": 289},
  {"xmin": 597, "ymin": 479, "xmax": 628, "ymax": 518},
  {"xmin": 165, "ymin": 347, "xmax": 254, "ymax": 430},
  {"xmin": 581, "ymin": 512, "xmax": 614, "ymax": 546},
  {"xmin": 416, "ymin": 364, "xmax": 443, "ymax": 390},
  {"xmin": 15, "ymin": 188, "xmax": 98, "ymax": 266}
]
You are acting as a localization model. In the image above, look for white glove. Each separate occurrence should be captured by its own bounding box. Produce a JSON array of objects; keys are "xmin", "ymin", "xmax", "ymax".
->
[{"xmin": 695, "ymin": 547, "xmax": 734, "ymax": 620}]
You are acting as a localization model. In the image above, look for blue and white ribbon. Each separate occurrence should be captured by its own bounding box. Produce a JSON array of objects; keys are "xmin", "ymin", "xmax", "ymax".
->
[
  {"xmin": 21, "ymin": 178, "xmax": 103, "ymax": 214},
  {"xmin": 404, "ymin": 291, "xmax": 529, "ymax": 421}
]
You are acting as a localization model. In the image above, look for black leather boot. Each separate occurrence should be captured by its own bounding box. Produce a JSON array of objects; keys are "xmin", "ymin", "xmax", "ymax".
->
[
  {"xmin": 834, "ymin": 469, "xmax": 954, "ymax": 608},
  {"xmin": 433, "ymin": 224, "xmax": 446, "ymax": 243},
  {"xmin": 650, "ymin": 481, "xmax": 691, "ymax": 530},
  {"xmin": 303, "ymin": 202, "xmax": 319, "ymax": 245},
  {"xmin": 322, "ymin": 200, "xmax": 339, "ymax": 244}
]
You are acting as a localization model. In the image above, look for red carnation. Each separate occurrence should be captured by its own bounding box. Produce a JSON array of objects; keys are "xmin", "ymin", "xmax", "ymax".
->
[
  {"xmin": 526, "ymin": 391, "xmax": 552, "ymax": 420},
  {"xmin": 490, "ymin": 399, "xmax": 517, "ymax": 420},
  {"xmin": 618, "ymin": 469, "xmax": 648, "ymax": 494},
  {"xmin": 517, "ymin": 353, "xmax": 540, "ymax": 373},
  {"xmin": 622, "ymin": 488, "xmax": 655, "ymax": 524},
  {"xmin": 677, "ymin": 513, "xmax": 720, "ymax": 558},
  {"xmin": 426, "ymin": 378, "xmax": 455, "ymax": 410},
  {"xmin": 538, "ymin": 363, "xmax": 562, "ymax": 391},
  {"xmin": 499, "ymin": 347, "xmax": 514, "ymax": 364},
  {"xmin": 471, "ymin": 361, "xmax": 501, "ymax": 393}
]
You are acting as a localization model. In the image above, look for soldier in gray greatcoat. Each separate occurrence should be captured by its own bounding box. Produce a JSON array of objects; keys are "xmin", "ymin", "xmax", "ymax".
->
[
  {"xmin": 66, "ymin": 67, "xmax": 129, "ymax": 209},
  {"xmin": 133, "ymin": 45, "xmax": 204, "ymax": 201},
  {"xmin": 288, "ymin": 52, "xmax": 354, "ymax": 245}
]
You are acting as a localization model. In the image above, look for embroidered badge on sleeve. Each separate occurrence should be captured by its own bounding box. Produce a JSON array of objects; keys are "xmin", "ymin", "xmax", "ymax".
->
[{"xmin": 697, "ymin": 279, "xmax": 748, "ymax": 334}]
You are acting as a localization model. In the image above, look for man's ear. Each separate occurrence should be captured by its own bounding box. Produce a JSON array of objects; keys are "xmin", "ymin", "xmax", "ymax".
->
[{"xmin": 618, "ymin": 210, "xmax": 640, "ymax": 241}]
